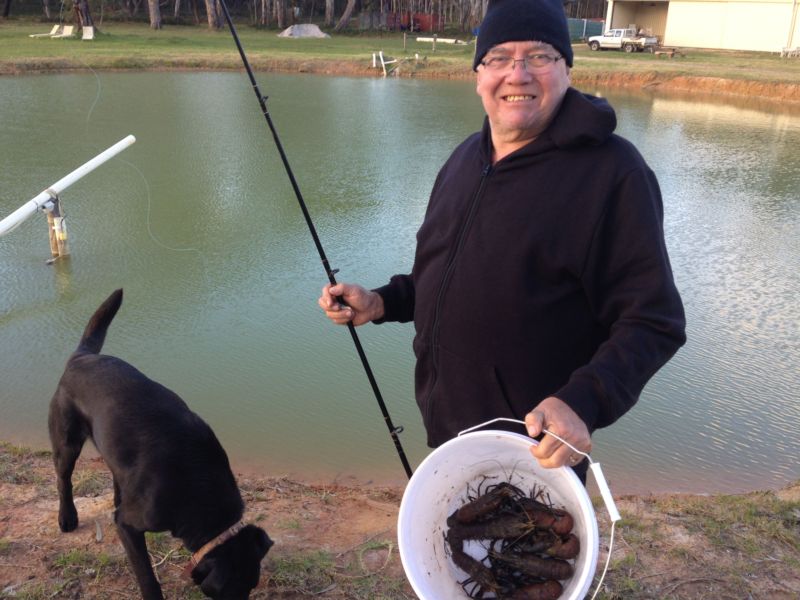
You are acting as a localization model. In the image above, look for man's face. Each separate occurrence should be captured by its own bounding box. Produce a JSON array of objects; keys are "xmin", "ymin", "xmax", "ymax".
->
[{"xmin": 476, "ymin": 40, "xmax": 570, "ymax": 147}]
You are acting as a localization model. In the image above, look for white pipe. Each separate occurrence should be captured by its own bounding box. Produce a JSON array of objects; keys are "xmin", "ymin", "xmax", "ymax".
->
[{"xmin": 0, "ymin": 135, "xmax": 136, "ymax": 237}]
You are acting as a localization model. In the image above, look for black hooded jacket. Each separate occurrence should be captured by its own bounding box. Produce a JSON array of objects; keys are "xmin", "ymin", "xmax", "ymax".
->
[{"xmin": 374, "ymin": 88, "xmax": 686, "ymax": 447}]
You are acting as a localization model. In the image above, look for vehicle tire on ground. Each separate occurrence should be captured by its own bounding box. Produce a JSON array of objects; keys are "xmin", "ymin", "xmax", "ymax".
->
[
  {"xmin": 589, "ymin": 41, "xmax": 600, "ymax": 51},
  {"xmin": 623, "ymin": 43, "xmax": 635, "ymax": 53}
]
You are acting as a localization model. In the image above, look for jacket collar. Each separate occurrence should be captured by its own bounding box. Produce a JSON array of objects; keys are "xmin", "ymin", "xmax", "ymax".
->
[{"xmin": 479, "ymin": 87, "xmax": 618, "ymax": 164}]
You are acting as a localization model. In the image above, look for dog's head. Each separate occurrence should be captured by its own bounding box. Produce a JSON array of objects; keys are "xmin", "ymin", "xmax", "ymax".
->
[{"xmin": 190, "ymin": 525, "xmax": 273, "ymax": 599}]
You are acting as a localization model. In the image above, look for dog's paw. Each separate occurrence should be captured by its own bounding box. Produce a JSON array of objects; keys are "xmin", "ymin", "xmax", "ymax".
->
[{"xmin": 58, "ymin": 506, "xmax": 79, "ymax": 532}]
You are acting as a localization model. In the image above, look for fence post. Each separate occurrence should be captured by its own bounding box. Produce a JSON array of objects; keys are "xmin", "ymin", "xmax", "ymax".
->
[{"xmin": 45, "ymin": 196, "xmax": 69, "ymax": 260}]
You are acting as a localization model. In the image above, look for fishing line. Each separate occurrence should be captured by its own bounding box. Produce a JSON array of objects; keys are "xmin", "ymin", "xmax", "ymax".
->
[
  {"xmin": 218, "ymin": 0, "xmax": 413, "ymax": 479},
  {"xmin": 81, "ymin": 63, "xmax": 103, "ymax": 129},
  {"xmin": 118, "ymin": 157, "xmax": 212, "ymax": 293}
]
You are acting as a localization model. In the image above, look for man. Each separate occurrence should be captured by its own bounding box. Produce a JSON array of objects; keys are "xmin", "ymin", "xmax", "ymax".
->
[{"xmin": 319, "ymin": 0, "xmax": 686, "ymax": 482}]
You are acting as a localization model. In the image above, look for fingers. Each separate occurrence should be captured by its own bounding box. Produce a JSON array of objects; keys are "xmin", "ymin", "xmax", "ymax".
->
[
  {"xmin": 318, "ymin": 283, "xmax": 384, "ymax": 326},
  {"xmin": 318, "ymin": 283, "xmax": 354, "ymax": 324},
  {"xmin": 525, "ymin": 397, "xmax": 592, "ymax": 469}
]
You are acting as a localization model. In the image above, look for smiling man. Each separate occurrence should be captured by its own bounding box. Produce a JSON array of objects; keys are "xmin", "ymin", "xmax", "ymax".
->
[{"xmin": 319, "ymin": 0, "xmax": 686, "ymax": 483}]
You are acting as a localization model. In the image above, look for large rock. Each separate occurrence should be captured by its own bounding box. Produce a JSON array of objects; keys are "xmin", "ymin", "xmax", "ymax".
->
[{"xmin": 278, "ymin": 24, "xmax": 331, "ymax": 38}]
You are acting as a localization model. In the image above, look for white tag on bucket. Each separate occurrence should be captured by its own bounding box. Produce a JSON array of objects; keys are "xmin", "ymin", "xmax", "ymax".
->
[{"xmin": 589, "ymin": 462, "xmax": 621, "ymax": 522}]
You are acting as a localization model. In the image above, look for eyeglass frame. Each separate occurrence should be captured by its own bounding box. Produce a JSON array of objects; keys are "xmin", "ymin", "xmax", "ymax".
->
[{"xmin": 479, "ymin": 53, "xmax": 564, "ymax": 73}]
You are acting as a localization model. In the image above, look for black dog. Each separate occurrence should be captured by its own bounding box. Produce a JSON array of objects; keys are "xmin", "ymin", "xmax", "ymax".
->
[{"xmin": 48, "ymin": 289, "xmax": 273, "ymax": 600}]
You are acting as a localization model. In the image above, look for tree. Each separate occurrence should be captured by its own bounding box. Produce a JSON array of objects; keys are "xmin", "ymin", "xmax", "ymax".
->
[
  {"xmin": 2, "ymin": 0, "xmax": 12, "ymax": 18},
  {"xmin": 274, "ymin": 0, "xmax": 286, "ymax": 29},
  {"xmin": 334, "ymin": 0, "xmax": 356, "ymax": 31},
  {"xmin": 73, "ymin": 0, "xmax": 94, "ymax": 27},
  {"xmin": 205, "ymin": 0, "xmax": 222, "ymax": 28},
  {"xmin": 324, "ymin": 0, "xmax": 333, "ymax": 26},
  {"xmin": 148, "ymin": 0, "xmax": 162, "ymax": 28}
]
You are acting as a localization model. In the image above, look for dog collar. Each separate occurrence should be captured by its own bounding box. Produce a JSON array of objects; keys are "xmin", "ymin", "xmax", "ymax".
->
[{"xmin": 184, "ymin": 520, "xmax": 247, "ymax": 578}]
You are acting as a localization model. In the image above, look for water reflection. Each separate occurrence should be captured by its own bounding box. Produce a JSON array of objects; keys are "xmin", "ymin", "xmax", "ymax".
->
[{"xmin": 0, "ymin": 73, "xmax": 797, "ymax": 494}]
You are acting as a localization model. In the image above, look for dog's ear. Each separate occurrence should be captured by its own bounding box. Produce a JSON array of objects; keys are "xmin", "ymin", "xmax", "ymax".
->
[
  {"xmin": 191, "ymin": 526, "xmax": 273, "ymax": 598},
  {"xmin": 246, "ymin": 525, "xmax": 274, "ymax": 560},
  {"xmin": 191, "ymin": 556, "xmax": 229, "ymax": 597}
]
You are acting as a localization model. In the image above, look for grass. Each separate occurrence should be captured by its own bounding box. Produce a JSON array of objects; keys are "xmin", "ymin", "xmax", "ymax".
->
[
  {"xmin": 266, "ymin": 542, "xmax": 412, "ymax": 599},
  {"xmin": 2, "ymin": 16, "xmax": 800, "ymax": 87},
  {"xmin": 653, "ymin": 491, "xmax": 800, "ymax": 557},
  {"xmin": 0, "ymin": 441, "xmax": 49, "ymax": 484},
  {"xmin": 1, "ymin": 441, "xmax": 798, "ymax": 599}
]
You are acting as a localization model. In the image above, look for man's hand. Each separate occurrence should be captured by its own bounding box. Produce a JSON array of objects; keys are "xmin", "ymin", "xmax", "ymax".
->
[
  {"xmin": 525, "ymin": 397, "xmax": 592, "ymax": 468},
  {"xmin": 318, "ymin": 283, "xmax": 385, "ymax": 326}
]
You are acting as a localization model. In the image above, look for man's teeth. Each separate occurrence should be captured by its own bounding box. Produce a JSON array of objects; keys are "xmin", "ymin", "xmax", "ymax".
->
[{"xmin": 505, "ymin": 95, "xmax": 533, "ymax": 102}]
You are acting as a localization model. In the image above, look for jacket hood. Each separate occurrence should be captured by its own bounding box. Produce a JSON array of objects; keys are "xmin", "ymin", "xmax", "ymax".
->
[{"xmin": 480, "ymin": 87, "xmax": 618, "ymax": 161}]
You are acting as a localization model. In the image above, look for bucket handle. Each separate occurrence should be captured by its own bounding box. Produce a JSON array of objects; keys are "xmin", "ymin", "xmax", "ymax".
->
[{"xmin": 459, "ymin": 417, "xmax": 621, "ymax": 600}]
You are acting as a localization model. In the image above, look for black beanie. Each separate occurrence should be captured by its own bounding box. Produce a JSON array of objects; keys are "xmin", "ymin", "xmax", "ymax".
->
[{"xmin": 473, "ymin": 0, "xmax": 573, "ymax": 71}]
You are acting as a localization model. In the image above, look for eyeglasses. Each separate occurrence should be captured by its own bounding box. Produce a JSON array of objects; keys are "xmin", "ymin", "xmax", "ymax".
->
[{"xmin": 480, "ymin": 54, "xmax": 563, "ymax": 73}]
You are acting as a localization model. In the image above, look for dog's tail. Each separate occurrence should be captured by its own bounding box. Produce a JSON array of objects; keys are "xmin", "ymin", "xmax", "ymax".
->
[{"xmin": 77, "ymin": 289, "xmax": 123, "ymax": 354}]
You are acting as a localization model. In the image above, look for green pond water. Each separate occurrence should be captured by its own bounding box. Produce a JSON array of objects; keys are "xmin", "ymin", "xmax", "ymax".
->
[{"xmin": 1, "ymin": 72, "xmax": 798, "ymax": 494}]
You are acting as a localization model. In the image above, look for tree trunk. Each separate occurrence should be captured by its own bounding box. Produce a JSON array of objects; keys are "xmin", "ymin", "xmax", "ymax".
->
[
  {"xmin": 42, "ymin": 0, "xmax": 51, "ymax": 19},
  {"xmin": 2, "ymin": 0, "xmax": 12, "ymax": 18},
  {"xmin": 73, "ymin": 0, "xmax": 94, "ymax": 27},
  {"xmin": 148, "ymin": 0, "xmax": 162, "ymax": 28},
  {"xmin": 274, "ymin": 0, "xmax": 285, "ymax": 29},
  {"xmin": 260, "ymin": 0, "xmax": 270, "ymax": 25},
  {"xmin": 334, "ymin": 0, "xmax": 356, "ymax": 31},
  {"xmin": 204, "ymin": 0, "xmax": 221, "ymax": 28},
  {"xmin": 324, "ymin": 0, "xmax": 333, "ymax": 26},
  {"xmin": 173, "ymin": 0, "xmax": 181, "ymax": 19}
]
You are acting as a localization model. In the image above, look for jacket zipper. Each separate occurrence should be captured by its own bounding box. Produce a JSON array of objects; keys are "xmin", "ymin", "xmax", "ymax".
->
[{"xmin": 425, "ymin": 163, "xmax": 492, "ymax": 424}]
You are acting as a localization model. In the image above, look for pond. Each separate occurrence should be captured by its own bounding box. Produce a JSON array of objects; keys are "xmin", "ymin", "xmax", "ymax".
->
[{"xmin": 1, "ymin": 71, "xmax": 798, "ymax": 494}]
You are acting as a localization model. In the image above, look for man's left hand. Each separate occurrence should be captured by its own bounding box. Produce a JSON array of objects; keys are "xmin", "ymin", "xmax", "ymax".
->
[{"xmin": 524, "ymin": 397, "xmax": 592, "ymax": 468}]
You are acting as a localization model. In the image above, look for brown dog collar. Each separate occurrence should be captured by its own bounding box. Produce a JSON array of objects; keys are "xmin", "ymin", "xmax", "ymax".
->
[{"xmin": 183, "ymin": 521, "xmax": 247, "ymax": 578}]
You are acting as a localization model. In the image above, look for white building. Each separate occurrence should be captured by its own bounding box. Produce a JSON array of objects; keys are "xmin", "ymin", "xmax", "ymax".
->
[{"xmin": 603, "ymin": 0, "xmax": 800, "ymax": 52}]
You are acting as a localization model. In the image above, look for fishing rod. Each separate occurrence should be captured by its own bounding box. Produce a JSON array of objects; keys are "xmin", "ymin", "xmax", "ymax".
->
[{"xmin": 218, "ymin": 0, "xmax": 413, "ymax": 479}]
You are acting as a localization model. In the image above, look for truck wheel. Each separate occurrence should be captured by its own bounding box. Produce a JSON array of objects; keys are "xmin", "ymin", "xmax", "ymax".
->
[
  {"xmin": 623, "ymin": 43, "xmax": 634, "ymax": 53},
  {"xmin": 589, "ymin": 41, "xmax": 600, "ymax": 51}
]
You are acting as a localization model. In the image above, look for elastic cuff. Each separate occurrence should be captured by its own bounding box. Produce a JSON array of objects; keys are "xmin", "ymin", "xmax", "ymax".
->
[{"xmin": 555, "ymin": 375, "xmax": 600, "ymax": 432}]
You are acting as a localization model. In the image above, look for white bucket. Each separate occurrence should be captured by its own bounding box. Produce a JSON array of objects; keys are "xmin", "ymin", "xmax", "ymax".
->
[{"xmin": 398, "ymin": 430, "xmax": 599, "ymax": 600}]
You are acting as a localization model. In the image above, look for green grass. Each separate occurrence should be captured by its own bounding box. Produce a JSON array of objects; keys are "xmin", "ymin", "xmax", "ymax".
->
[
  {"xmin": 654, "ymin": 490, "xmax": 800, "ymax": 556},
  {"xmin": 3, "ymin": 17, "xmax": 800, "ymax": 86},
  {"xmin": 0, "ymin": 441, "xmax": 49, "ymax": 484}
]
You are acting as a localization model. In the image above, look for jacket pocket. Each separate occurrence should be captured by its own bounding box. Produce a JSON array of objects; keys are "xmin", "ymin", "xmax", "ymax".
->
[{"xmin": 416, "ymin": 343, "xmax": 520, "ymax": 446}]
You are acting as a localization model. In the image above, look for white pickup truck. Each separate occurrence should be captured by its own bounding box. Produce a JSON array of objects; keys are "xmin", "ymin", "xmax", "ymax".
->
[{"xmin": 587, "ymin": 28, "xmax": 658, "ymax": 53}]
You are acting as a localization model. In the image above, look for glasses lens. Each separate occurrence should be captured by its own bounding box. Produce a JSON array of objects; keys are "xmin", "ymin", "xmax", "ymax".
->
[{"xmin": 483, "ymin": 55, "xmax": 560, "ymax": 71}]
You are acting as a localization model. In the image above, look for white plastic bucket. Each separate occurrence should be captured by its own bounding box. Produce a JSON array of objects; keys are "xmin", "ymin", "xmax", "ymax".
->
[{"xmin": 398, "ymin": 430, "xmax": 599, "ymax": 600}]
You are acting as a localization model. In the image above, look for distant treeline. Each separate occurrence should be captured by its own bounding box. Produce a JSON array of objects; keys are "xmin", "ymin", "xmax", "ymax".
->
[{"xmin": 4, "ymin": 0, "xmax": 605, "ymax": 33}]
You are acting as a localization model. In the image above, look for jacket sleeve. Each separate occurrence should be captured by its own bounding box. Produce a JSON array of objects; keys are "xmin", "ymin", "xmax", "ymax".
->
[
  {"xmin": 372, "ymin": 275, "xmax": 415, "ymax": 323},
  {"xmin": 556, "ymin": 165, "xmax": 686, "ymax": 430}
]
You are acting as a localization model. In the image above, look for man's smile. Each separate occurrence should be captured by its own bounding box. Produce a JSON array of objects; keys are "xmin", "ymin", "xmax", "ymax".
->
[{"xmin": 503, "ymin": 94, "xmax": 535, "ymax": 102}]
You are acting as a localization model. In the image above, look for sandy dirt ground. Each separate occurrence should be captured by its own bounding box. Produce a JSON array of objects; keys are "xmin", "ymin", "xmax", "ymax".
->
[{"xmin": 1, "ymin": 445, "xmax": 798, "ymax": 599}]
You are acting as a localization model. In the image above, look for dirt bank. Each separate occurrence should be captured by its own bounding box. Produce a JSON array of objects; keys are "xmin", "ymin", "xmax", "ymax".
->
[
  {"xmin": 3, "ymin": 54, "xmax": 800, "ymax": 105},
  {"xmin": 1, "ymin": 443, "xmax": 798, "ymax": 599}
]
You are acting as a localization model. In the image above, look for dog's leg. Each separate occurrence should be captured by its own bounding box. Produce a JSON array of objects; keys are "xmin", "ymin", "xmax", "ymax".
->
[
  {"xmin": 113, "ymin": 478, "xmax": 121, "ymax": 509},
  {"xmin": 115, "ymin": 519, "xmax": 164, "ymax": 600},
  {"xmin": 48, "ymin": 402, "xmax": 86, "ymax": 532}
]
